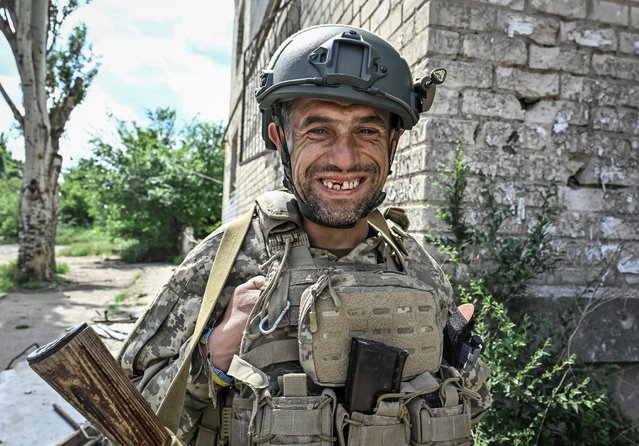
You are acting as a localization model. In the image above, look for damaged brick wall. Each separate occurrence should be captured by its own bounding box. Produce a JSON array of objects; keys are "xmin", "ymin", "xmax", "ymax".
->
[{"xmin": 225, "ymin": 0, "xmax": 638, "ymax": 417}]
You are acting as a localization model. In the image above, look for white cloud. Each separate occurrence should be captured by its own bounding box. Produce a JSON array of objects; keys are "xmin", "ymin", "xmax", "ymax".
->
[{"xmin": 0, "ymin": 0, "xmax": 235, "ymax": 165}]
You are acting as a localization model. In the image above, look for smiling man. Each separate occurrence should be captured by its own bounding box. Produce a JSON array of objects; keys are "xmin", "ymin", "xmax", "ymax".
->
[{"xmin": 118, "ymin": 24, "xmax": 491, "ymax": 446}]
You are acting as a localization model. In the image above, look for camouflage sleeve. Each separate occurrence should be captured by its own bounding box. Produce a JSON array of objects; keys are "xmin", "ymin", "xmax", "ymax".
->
[{"xmin": 117, "ymin": 217, "xmax": 266, "ymax": 440}]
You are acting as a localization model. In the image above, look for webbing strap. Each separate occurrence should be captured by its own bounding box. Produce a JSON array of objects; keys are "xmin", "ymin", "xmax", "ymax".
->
[
  {"xmin": 157, "ymin": 206, "xmax": 255, "ymax": 433},
  {"xmin": 367, "ymin": 209, "xmax": 408, "ymax": 270},
  {"xmin": 241, "ymin": 338, "xmax": 299, "ymax": 369}
]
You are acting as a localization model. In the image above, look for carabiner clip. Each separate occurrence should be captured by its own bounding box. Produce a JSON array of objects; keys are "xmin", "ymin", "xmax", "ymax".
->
[{"xmin": 259, "ymin": 300, "xmax": 291, "ymax": 335}]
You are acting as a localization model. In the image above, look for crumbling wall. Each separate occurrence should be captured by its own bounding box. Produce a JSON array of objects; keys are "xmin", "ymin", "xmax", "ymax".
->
[{"xmin": 225, "ymin": 0, "xmax": 639, "ymax": 418}]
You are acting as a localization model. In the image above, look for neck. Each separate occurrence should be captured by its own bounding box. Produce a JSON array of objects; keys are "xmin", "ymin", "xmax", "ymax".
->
[{"xmin": 303, "ymin": 217, "xmax": 370, "ymax": 250}]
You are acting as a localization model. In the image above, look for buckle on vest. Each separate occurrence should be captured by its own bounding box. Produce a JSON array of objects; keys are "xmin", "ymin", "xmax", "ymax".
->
[{"xmin": 268, "ymin": 231, "xmax": 309, "ymax": 253}]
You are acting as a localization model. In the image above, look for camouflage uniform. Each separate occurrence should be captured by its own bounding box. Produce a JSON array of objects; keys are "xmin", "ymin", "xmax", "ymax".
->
[{"xmin": 118, "ymin": 191, "xmax": 490, "ymax": 444}]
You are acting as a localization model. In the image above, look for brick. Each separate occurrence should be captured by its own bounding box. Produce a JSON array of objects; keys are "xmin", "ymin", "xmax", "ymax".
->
[
  {"xmin": 633, "ymin": 7, "xmax": 639, "ymax": 29},
  {"xmin": 618, "ymin": 107, "xmax": 639, "ymax": 134},
  {"xmin": 593, "ymin": 54, "xmax": 639, "ymax": 81},
  {"xmin": 425, "ymin": 1, "xmax": 496, "ymax": 32},
  {"xmin": 529, "ymin": 44, "xmax": 591, "ymax": 75},
  {"xmin": 462, "ymin": 34, "xmax": 527, "ymax": 65},
  {"xmin": 592, "ymin": 107, "xmax": 620, "ymax": 132},
  {"xmin": 392, "ymin": 145, "xmax": 429, "ymax": 177},
  {"xmin": 474, "ymin": 0, "xmax": 524, "ymax": 11},
  {"xmin": 590, "ymin": 0, "xmax": 629, "ymax": 26},
  {"xmin": 497, "ymin": 11, "xmax": 559, "ymax": 46},
  {"xmin": 619, "ymin": 31, "xmax": 639, "ymax": 56},
  {"xmin": 375, "ymin": 1, "xmax": 402, "ymax": 40},
  {"xmin": 618, "ymin": 84, "xmax": 639, "ymax": 108},
  {"xmin": 428, "ymin": 87, "xmax": 460, "ymax": 116},
  {"xmin": 421, "ymin": 117, "xmax": 479, "ymax": 144},
  {"xmin": 591, "ymin": 78, "xmax": 622, "ymax": 106},
  {"xmin": 424, "ymin": 28, "xmax": 460, "ymax": 57},
  {"xmin": 530, "ymin": 0, "xmax": 586, "ymax": 19},
  {"xmin": 559, "ymin": 186, "xmax": 606, "ymax": 212},
  {"xmin": 385, "ymin": 173, "xmax": 428, "ymax": 204},
  {"xmin": 525, "ymin": 100, "xmax": 589, "ymax": 130},
  {"xmin": 560, "ymin": 74, "xmax": 592, "ymax": 101},
  {"xmin": 402, "ymin": 28, "xmax": 459, "ymax": 65},
  {"xmin": 496, "ymin": 67, "xmax": 560, "ymax": 98},
  {"xmin": 424, "ymin": 58, "xmax": 493, "ymax": 89},
  {"xmin": 476, "ymin": 121, "xmax": 516, "ymax": 147},
  {"xmin": 560, "ymin": 22, "xmax": 617, "ymax": 50},
  {"xmin": 514, "ymin": 123, "xmax": 552, "ymax": 150},
  {"xmin": 462, "ymin": 89, "xmax": 526, "ymax": 120}
]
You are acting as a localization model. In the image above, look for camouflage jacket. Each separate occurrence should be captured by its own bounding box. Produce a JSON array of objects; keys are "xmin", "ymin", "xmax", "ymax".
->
[{"xmin": 118, "ymin": 190, "xmax": 488, "ymax": 443}]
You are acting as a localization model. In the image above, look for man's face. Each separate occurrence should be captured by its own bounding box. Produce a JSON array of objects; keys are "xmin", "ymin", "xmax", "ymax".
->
[{"xmin": 277, "ymin": 98, "xmax": 394, "ymax": 227}]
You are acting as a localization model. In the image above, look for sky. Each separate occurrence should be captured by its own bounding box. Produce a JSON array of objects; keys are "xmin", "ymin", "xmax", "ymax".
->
[{"xmin": 0, "ymin": 0, "xmax": 235, "ymax": 167}]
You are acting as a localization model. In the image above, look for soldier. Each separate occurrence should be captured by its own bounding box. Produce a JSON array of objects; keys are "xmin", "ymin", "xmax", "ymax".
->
[{"xmin": 119, "ymin": 24, "xmax": 491, "ymax": 445}]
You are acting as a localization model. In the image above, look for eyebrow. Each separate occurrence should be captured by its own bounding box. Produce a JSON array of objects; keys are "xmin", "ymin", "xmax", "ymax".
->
[{"xmin": 299, "ymin": 114, "xmax": 388, "ymax": 129}]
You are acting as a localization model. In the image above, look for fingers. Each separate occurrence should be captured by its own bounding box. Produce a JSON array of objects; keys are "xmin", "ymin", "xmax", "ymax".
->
[
  {"xmin": 457, "ymin": 303, "xmax": 474, "ymax": 321},
  {"xmin": 235, "ymin": 275, "xmax": 266, "ymax": 292}
]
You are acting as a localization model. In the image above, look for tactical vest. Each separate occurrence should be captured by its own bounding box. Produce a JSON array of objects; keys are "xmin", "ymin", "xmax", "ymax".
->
[{"xmin": 217, "ymin": 191, "xmax": 478, "ymax": 446}]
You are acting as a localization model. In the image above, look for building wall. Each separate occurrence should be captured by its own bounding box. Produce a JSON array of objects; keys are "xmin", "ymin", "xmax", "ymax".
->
[{"xmin": 224, "ymin": 0, "xmax": 639, "ymax": 418}]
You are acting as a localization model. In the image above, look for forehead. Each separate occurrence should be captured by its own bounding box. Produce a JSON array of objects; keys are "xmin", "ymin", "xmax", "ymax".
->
[{"xmin": 290, "ymin": 98, "xmax": 390, "ymax": 123}]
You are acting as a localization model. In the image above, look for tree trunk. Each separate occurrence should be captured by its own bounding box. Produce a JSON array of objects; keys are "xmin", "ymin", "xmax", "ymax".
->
[{"xmin": 14, "ymin": 0, "xmax": 58, "ymax": 281}]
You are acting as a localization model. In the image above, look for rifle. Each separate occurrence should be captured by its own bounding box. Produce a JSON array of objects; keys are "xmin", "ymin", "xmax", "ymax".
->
[{"xmin": 27, "ymin": 322, "xmax": 177, "ymax": 446}]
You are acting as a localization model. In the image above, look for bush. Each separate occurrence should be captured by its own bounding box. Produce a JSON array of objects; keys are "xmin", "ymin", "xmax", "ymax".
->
[
  {"xmin": 428, "ymin": 144, "xmax": 638, "ymax": 444},
  {"xmin": 0, "ymin": 134, "xmax": 22, "ymax": 242},
  {"xmin": 72, "ymin": 108, "xmax": 225, "ymax": 262}
]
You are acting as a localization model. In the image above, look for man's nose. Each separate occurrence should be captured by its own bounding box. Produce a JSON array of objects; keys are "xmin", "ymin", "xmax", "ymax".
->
[{"xmin": 326, "ymin": 134, "xmax": 358, "ymax": 170}]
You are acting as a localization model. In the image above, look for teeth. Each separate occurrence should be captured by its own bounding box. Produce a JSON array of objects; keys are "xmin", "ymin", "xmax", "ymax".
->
[{"xmin": 323, "ymin": 179, "xmax": 360, "ymax": 190}]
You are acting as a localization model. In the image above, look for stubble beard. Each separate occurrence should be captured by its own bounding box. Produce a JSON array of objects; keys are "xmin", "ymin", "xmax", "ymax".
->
[{"xmin": 298, "ymin": 164, "xmax": 383, "ymax": 227}]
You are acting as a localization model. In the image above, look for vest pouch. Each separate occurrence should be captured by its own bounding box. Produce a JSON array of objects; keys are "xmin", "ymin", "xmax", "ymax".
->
[
  {"xmin": 336, "ymin": 403, "xmax": 410, "ymax": 446},
  {"xmin": 299, "ymin": 269, "xmax": 443, "ymax": 387},
  {"xmin": 405, "ymin": 384, "xmax": 472, "ymax": 445},
  {"xmin": 230, "ymin": 396, "xmax": 253, "ymax": 446},
  {"xmin": 251, "ymin": 389, "xmax": 336, "ymax": 445}
]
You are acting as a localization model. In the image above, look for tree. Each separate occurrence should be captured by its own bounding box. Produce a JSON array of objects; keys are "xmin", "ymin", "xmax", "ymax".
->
[
  {"xmin": 89, "ymin": 109, "xmax": 225, "ymax": 262},
  {"xmin": 0, "ymin": 0, "xmax": 98, "ymax": 280}
]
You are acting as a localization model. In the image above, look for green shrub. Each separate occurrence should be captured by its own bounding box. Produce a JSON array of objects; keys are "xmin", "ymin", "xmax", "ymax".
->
[{"xmin": 429, "ymin": 144, "xmax": 638, "ymax": 444}]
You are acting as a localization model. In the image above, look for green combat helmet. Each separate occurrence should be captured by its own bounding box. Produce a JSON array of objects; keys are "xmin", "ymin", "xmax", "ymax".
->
[{"xmin": 255, "ymin": 24, "xmax": 445, "ymax": 228}]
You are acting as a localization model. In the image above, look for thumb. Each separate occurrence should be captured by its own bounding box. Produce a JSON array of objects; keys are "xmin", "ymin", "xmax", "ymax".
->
[
  {"xmin": 457, "ymin": 303, "xmax": 474, "ymax": 321},
  {"xmin": 248, "ymin": 275, "xmax": 266, "ymax": 290}
]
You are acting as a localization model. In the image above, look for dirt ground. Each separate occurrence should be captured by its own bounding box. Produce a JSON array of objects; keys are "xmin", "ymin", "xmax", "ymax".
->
[{"xmin": 0, "ymin": 245, "xmax": 175, "ymax": 445}]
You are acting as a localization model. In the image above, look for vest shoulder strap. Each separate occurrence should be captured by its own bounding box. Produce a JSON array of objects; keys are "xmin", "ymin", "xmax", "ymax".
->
[{"xmin": 157, "ymin": 205, "xmax": 255, "ymax": 433}]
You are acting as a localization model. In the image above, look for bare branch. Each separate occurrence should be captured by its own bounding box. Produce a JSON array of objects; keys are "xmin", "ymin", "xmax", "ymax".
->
[
  {"xmin": 0, "ymin": 79, "xmax": 24, "ymax": 128},
  {"xmin": 0, "ymin": 9, "xmax": 17, "ymax": 54},
  {"xmin": 50, "ymin": 76, "xmax": 84, "ymax": 138}
]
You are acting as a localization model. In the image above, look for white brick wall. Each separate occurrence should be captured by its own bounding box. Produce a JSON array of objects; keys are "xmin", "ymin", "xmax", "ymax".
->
[{"xmin": 225, "ymin": 0, "xmax": 639, "ymax": 370}]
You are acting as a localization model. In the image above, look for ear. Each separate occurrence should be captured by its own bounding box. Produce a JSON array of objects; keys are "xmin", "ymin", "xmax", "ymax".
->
[{"xmin": 268, "ymin": 122, "xmax": 284, "ymax": 152}]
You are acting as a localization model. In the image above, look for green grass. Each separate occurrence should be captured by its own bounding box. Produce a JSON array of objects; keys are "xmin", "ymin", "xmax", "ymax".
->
[
  {"xmin": 57, "ymin": 226, "xmax": 134, "ymax": 257},
  {"xmin": 0, "ymin": 260, "xmax": 70, "ymax": 294}
]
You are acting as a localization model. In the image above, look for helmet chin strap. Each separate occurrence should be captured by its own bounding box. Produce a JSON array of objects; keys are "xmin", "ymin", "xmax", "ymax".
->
[{"xmin": 274, "ymin": 120, "xmax": 398, "ymax": 230}]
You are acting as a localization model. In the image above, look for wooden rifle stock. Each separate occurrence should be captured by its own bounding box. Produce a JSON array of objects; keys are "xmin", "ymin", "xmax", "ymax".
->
[{"xmin": 27, "ymin": 322, "xmax": 175, "ymax": 446}]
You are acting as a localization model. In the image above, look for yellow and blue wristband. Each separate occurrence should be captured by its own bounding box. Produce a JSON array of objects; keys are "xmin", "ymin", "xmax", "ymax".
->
[{"xmin": 201, "ymin": 326, "xmax": 234, "ymax": 387}]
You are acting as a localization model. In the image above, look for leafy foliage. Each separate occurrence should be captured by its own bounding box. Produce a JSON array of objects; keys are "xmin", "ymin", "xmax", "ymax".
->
[
  {"xmin": 430, "ymin": 143, "xmax": 562, "ymax": 301},
  {"xmin": 0, "ymin": 134, "xmax": 22, "ymax": 241},
  {"xmin": 429, "ymin": 147, "xmax": 638, "ymax": 444},
  {"xmin": 70, "ymin": 108, "xmax": 225, "ymax": 262}
]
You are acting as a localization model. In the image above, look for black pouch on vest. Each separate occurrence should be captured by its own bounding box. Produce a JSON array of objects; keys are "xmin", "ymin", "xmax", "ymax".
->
[
  {"xmin": 443, "ymin": 309, "xmax": 476, "ymax": 369},
  {"xmin": 344, "ymin": 337, "xmax": 408, "ymax": 414}
]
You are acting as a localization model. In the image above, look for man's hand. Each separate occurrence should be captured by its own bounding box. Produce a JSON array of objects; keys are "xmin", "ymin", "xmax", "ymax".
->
[{"xmin": 206, "ymin": 275, "xmax": 265, "ymax": 372}]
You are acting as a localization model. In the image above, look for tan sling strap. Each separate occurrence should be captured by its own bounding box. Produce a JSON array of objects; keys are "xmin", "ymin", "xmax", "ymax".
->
[
  {"xmin": 157, "ymin": 205, "xmax": 256, "ymax": 433},
  {"xmin": 367, "ymin": 208, "xmax": 408, "ymax": 271}
]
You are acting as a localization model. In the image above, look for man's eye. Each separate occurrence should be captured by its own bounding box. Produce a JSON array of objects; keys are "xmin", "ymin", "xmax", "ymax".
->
[
  {"xmin": 360, "ymin": 128, "xmax": 380, "ymax": 135},
  {"xmin": 309, "ymin": 128, "xmax": 328, "ymax": 135}
]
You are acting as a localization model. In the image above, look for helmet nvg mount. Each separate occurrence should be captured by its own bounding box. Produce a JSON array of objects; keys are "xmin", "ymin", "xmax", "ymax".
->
[{"xmin": 254, "ymin": 24, "xmax": 445, "ymax": 228}]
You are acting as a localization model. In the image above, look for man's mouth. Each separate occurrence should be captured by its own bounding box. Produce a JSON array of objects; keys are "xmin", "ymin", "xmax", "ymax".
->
[{"xmin": 321, "ymin": 179, "xmax": 361, "ymax": 191}]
